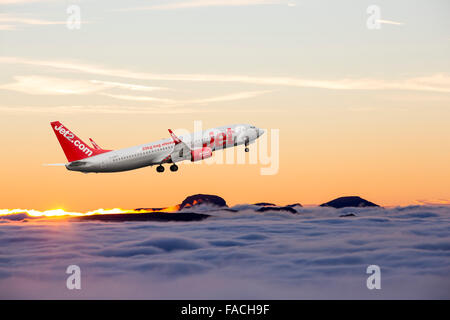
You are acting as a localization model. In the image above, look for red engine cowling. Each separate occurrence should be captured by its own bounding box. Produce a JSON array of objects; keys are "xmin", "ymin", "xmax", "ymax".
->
[{"xmin": 190, "ymin": 147, "xmax": 212, "ymax": 162}]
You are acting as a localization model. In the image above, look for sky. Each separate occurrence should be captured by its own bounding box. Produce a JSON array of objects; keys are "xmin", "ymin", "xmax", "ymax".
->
[{"xmin": 0, "ymin": 0, "xmax": 449, "ymax": 211}]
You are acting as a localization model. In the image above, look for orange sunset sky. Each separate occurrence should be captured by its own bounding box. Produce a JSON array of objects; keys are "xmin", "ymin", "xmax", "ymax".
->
[{"xmin": 0, "ymin": 0, "xmax": 449, "ymax": 211}]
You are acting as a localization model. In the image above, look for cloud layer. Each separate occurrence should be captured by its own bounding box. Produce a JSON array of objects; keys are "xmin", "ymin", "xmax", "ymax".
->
[{"xmin": 1, "ymin": 205, "xmax": 449, "ymax": 299}]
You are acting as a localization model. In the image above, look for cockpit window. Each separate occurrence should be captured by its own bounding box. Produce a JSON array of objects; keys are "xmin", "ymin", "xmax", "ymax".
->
[{"xmin": 250, "ymin": 126, "xmax": 255, "ymax": 129}]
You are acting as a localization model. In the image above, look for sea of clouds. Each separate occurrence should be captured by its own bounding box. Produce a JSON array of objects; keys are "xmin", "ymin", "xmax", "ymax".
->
[{"xmin": 0, "ymin": 205, "xmax": 449, "ymax": 299}]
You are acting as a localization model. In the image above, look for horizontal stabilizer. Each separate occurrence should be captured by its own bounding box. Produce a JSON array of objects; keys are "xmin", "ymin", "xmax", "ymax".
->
[{"xmin": 89, "ymin": 138, "xmax": 102, "ymax": 150}]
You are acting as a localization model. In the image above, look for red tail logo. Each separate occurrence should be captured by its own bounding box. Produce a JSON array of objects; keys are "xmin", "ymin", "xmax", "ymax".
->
[{"xmin": 51, "ymin": 121, "xmax": 110, "ymax": 162}]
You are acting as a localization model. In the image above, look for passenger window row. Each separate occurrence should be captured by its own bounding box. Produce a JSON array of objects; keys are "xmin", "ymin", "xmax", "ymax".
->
[{"xmin": 111, "ymin": 145, "xmax": 173, "ymax": 162}]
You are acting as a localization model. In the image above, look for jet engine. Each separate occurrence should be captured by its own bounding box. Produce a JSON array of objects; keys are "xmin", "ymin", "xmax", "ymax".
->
[{"xmin": 191, "ymin": 147, "xmax": 212, "ymax": 162}]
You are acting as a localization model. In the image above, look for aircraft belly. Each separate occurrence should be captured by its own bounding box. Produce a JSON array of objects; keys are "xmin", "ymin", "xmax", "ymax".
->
[{"xmin": 75, "ymin": 157, "xmax": 153, "ymax": 173}]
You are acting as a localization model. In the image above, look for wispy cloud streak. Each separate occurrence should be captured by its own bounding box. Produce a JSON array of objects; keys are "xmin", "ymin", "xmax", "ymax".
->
[
  {"xmin": 116, "ymin": 0, "xmax": 284, "ymax": 12},
  {"xmin": 0, "ymin": 104, "xmax": 275, "ymax": 114},
  {"xmin": 0, "ymin": 15, "xmax": 65, "ymax": 25},
  {"xmin": 188, "ymin": 90, "xmax": 272, "ymax": 104},
  {"xmin": 101, "ymin": 93, "xmax": 175, "ymax": 104},
  {"xmin": 0, "ymin": 105, "xmax": 201, "ymax": 114},
  {"xmin": 102, "ymin": 90, "xmax": 271, "ymax": 105},
  {"xmin": 1, "ymin": 57, "xmax": 449, "ymax": 93},
  {"xmin": 0, "ymin": 13, "xmax": 90, "ymax": 30},
  {"xmin": 0, "ymin": 14, "xmax": 68, "ymax": 30},
  {"xmin": 0, "ymin": 76, "xmax": 106, "ymax": 95},
  {"xmin": 377, "ymin": 19, "xmax": 404, "ymax": 26},
  {"xmin": 0, "ymin": 0, "xmax": 55, "ymax": 4},
  {"xmin": 90, "ymin": 80, "xmax": 168, "ymax": 92},
  {"xmin": 0, "ymin": 76, "xmax": 168, "ymax": 95}
]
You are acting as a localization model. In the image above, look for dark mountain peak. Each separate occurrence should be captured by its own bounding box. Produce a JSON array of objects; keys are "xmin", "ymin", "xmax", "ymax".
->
[
  {"xmin": 256, "ymin": 206, "xmax": 297, "ymax": 213},
  {"xmin": 320, "ymin": 196, "xmax": 379, "ymax": 208},
  {"xmin": 253, "ymin": 202, "xmax": 276, "ymax": 206},
  {"xmin": 286, "ymin": 203, "xmax": 303, "ymax": 208},
  {"xmin": 179, "ymin": 194, "xmax": 228, "ymax": 210},
  {"xmin": 74, "ymin": 212, "xmax": 209, "ymax": 222}
]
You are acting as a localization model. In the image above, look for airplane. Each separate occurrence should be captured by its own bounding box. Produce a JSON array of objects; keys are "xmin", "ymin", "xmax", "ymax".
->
[{"xmin": 50, "ymin": 121, "xmax": 265, "ymax": 173}]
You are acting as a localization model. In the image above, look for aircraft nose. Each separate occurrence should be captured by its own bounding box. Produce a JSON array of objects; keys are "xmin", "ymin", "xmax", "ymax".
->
[{"xmin": 257, "ymin": 128, "xmax": 265, "ymax": 137}]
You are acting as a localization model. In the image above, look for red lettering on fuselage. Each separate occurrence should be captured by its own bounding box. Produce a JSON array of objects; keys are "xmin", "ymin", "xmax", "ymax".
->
[
  {"xmin": 215, "ymin": 132, "xmax": 226, "ymax": 148},
  {"xmin": 144, "ymin": 128, "xmax": 236, "ymax": 152},
  {"xmin": 209, "ymin": 132, "xmax": 215, "ymax": 147},
  {"xmin": 227, "ymin": 128, "xmax": 233, "ymax": 145},
  {"xmin": 202, "ymin": 128, "xmax": 235, "ymax": 149}
]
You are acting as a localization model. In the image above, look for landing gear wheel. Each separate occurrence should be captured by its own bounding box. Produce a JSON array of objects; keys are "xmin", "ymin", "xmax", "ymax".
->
[
  {"xmin": 170, "ymin": 164, "xmax": 178, "ymax": 172},
  {"xmin": 156, "ymin": 165, "xmax": 165, "ymax": 173},
  {"xmin": 245, "ymin": 147, "xmax": 249, "ymax": 152}
]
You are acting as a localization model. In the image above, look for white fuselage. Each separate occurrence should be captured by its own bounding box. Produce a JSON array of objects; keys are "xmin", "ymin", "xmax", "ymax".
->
[{"xmin": 66, "ymin": 124, "xmax": 264, "ymax": 173}]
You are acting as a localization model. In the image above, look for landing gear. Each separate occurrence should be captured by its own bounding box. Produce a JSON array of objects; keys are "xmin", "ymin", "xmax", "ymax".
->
[
  {"xmin": 245, "ymin": 138, "xmax": 250, "ymax": 153},
  {"xmin": 156, "ymin": 164, "xmax": 179, "ymax": 172}
]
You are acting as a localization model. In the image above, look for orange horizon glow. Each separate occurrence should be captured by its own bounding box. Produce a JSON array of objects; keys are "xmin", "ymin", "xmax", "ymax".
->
[{"xmin": 0, "ymin": 205, "xmax": 181, "ymax": 218}]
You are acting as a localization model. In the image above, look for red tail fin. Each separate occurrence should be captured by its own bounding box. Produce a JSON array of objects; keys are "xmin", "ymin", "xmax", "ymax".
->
[{"xmin": 51, "ymin": 121, "xmax": 110, "ymax": 162}]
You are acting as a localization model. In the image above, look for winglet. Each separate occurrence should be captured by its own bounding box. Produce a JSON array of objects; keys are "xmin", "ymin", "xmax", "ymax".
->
[{"xmin": 168, "ymin": 129, "xmax": 182, "ymax": 145}]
